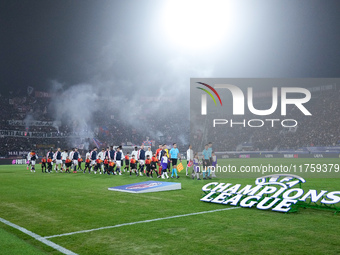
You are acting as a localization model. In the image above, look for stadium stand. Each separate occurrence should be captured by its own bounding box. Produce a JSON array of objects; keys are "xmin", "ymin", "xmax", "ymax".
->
[{"xmin": 1, "ymin": 87, "xmax": 339, "ymax": 158}]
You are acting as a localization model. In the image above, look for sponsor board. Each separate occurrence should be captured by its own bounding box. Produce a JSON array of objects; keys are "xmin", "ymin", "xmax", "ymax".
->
[
  {"xmin": 283, "ymin": 154, "xmax": 299, "ymax": 158},
  {"xmin": 239, "ymin": 154, "xmax": 250, "ymax": 159},
  {"xmin": 7, "ymin": 120, "xmax": 61, "ymax": 127}
]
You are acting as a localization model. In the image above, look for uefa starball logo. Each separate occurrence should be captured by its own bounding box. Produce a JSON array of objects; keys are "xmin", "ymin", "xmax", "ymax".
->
[
  {"xmin": 195, "ymin": 80, "xmax": 312, "ymax": 128},
  {"xmin": 126, "ymin": 182, "xmax": 162, "ymax": 190},
  {"xmin": 201, "ymin": 174, "xmax": 340, "ymax": 213}
]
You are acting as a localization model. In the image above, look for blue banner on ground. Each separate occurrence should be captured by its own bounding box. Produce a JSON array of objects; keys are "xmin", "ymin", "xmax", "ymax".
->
[{"xmin": 108, "ymin": 181, "xmax": 181, "ymax": 193}]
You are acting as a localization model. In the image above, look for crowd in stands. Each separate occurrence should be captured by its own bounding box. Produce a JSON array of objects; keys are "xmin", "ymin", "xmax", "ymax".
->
[
  {"xmin": 0, "ymin": 92, "xmax": 189, "ymax": 157},
  {"xmin": 1, "ymin": 87, "xmax": 340, "ymax": 157}
]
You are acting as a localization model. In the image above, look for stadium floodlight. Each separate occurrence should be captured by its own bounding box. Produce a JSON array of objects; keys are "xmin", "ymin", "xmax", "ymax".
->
[{"xmin": 160, "ymin": 0, "xmax": 230, "ymax": 51}]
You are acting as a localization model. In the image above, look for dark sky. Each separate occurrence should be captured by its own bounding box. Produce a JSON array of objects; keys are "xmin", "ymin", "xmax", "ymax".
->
[
  {"xmin": 1, "ymin": 0, "xmax": 145, "ymax": 92},
  {"xmin": 1, "ymin": 0, "xmax": 340, "ymax": 96}
]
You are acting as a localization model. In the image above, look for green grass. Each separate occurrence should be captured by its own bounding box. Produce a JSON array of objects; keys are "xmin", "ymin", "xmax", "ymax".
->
[
  {"xmin": 0, "ymin": 228, "xmax": 46, "ymax": 255},
  {"xmin": 0, "ymin": 159, "xmax": 339, "ymax": 255}
]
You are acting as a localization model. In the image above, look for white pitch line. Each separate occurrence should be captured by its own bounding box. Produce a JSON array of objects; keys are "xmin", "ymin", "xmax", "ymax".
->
[
  {"xmin": 0, "ymin": 217, "xmax": 77, "ymax": 255},
  {"xmin": 44, "ymin": 207, "xmax": 240, "ymax": 239}
]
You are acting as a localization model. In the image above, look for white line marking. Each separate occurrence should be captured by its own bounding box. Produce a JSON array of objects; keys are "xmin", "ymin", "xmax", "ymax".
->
[
  {"xmin": 44, "ymin": 207, "xmax": 240, "ymax": 239},
  {"xmin": 0, "ymin": 217, "xmax": 77, "ymax": 255}
]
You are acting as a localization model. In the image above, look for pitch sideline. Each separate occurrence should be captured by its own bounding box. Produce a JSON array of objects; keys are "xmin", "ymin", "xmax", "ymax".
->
[
  {"xmin": 0, "ymin": 217, "xmax": 77, "ymax": 255},
  {"xmin": 44, "ymin": 207, "xmax": 240, "ymax": 239}
]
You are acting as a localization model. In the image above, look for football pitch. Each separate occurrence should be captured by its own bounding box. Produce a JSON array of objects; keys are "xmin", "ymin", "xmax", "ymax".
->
[{"xmin": 0, "ymin": 159, "xmax": 339, "ymax": 255}]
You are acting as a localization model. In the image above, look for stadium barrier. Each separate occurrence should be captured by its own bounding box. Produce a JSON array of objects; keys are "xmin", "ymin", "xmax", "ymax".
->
[
  {"xmin": 216, "ymin": 152, "xmax": 340, "ymax": 159},
  {"xmin": 1, "ymin": 150, "xmax": 339, "ymax": 165},
  {"xmin": 0, "ymin": 159, "xmax": 18, "ymax": 165}
]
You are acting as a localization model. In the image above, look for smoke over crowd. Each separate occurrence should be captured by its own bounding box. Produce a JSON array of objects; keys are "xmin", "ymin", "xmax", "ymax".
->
[{"xmin": 2, "ymin": 0, "xmax": 340, "ymax": 157}]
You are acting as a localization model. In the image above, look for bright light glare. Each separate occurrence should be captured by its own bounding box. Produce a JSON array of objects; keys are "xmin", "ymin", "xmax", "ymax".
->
[{"xmin": 161, "ymin": 0, "xmax": 230, "ymax": 51}]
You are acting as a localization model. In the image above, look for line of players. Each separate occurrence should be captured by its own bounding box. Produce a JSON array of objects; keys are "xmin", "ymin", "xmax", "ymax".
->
[
  {"xmin": 28, "ymin": 143, "xmax": 185, "ymax": 179},
  {"xmin": 27, "ymin": 142, "xmax": 217, "ymax": 180}
]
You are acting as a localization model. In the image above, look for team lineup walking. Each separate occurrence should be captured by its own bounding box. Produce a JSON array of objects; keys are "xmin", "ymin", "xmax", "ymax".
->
[{"xmin": 26, "ymin": 143, "xmax": 217, "ymax": 180}]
